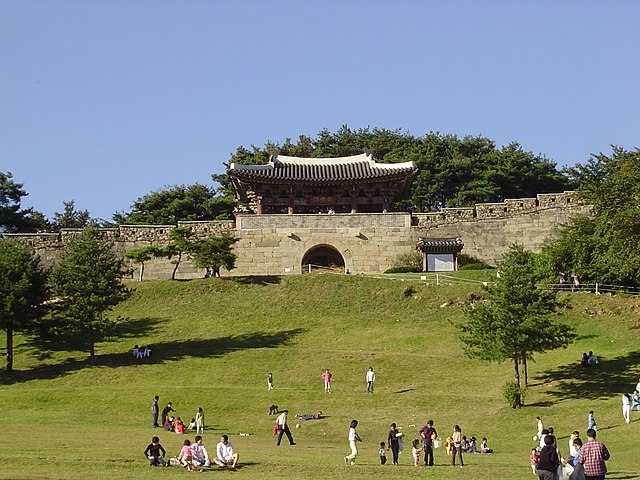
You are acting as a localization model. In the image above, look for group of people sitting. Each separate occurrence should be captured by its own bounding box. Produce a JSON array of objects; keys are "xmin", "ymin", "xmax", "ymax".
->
[
  {"xmin": 579, "ymin": 351, "xmax": 598, "ymax": 368},
  {"xmin": 458, "ymin": 436, "xmax": 493, "ymax": 454},
  {"xmin": 144, "ymin": 434, "xmax": 239, "ymax": 471},
  {"xmin": 132, "ymin": 344, "xmax": 151, "ymax": 358},
  {"xmin": 164, "ymin": 416, "xmax": 200, "ymax": 434}
]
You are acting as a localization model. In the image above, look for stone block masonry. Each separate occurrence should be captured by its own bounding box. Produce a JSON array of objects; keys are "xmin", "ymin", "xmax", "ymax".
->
[{"xmin": 3, "ymin": 191, "xmax": 590, "ymax": 278}]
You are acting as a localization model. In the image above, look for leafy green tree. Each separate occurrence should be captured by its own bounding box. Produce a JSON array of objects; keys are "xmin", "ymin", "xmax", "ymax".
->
[
  {"xmin": 217, "ymin": 127, "xmax": 573, "ymax": 212},
  {"xmin": 157, "ymin": 226, "xmax": 193, "ymax": 280},
  {"xmin": 52, "ymin": 200, "xmax": 91, "ymax": 230},
  {"xmin": 538, "ymin": 147, "xmax": 640, "ymax": 288},
  {"xmin": 124, "ymin": 245, "xmax": 162, "ymax": 281},
  {"xmin": 48, "ymin": 227, "xmax": 130, "ymax": 357},
  {"xmin": 457, "ymin": 244, "xmax": 574, "ymax": 407},
  {"xmin": 0, "ymin": 239, "xmax": 48, "ymax": 370},
  {"xmin": 0, "ymin": 171, "xmax": 48, "ymax": 232},
  {"xmin": 114, "ymin": 184, "xmax": 234, "ymax": 225},
  {"xmin": 187, "ymin": 234, "xmax": 238, "ymax": 273}
]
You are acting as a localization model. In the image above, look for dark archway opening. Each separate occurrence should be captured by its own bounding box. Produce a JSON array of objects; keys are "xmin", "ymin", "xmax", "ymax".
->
[{"xmin": 302, "ymin": 245, "xmax": 345, "ymax": 273}]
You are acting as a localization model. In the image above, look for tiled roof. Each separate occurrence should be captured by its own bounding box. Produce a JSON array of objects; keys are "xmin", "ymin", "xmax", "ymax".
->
[
  {"xmin": 228, "ymin": 153, "xmax": 416, "ymax": 184},
  {"xmin": 417, "ymin": 237, "xmax": 464, "ymax": 253}
]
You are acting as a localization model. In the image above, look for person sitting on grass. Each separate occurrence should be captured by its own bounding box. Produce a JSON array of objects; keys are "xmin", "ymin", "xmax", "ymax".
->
[
  {"xmin": 187, "ymin": 417, "xmax": 197, "ymax": 431},
  {"xmin": 174, "ymin": 417, "xmax": 187, "ymax": 434},
  {"xmin": 177, "ymin": 439, "xmax": 195, "ymax": 471},
  {"xmin": 214, "ymin": 435, "xmax": 239, "ymax": 469},
  {"xmin": 144, "ymin": 436, "xmax": 167, "ymax": 466},
  {"xmin": 191, "ymin": 435, "xmax": 211, "ymax": 468},
  {"xmin": 480, "ymin": 437, "xmax": 493, "ymax": 453},
  {"xmin": 164, "ymin": 416, "xmax": 174, "ymax": 431}
]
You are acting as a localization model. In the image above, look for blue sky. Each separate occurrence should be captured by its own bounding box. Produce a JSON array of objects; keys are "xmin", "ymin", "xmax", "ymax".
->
[{"xmin": 2, "ymin": 0, "xmax": 639, "ymax": 221}]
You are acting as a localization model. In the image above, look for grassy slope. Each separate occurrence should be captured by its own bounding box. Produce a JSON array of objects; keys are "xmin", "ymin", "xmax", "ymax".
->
[{"xmin": 0, "ymin": 272, "xmax": 639, "ymax": 479}]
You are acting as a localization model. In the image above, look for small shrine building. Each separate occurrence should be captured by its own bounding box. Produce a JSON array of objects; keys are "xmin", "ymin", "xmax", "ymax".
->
[
  {"xmin": 228, "ymin": 152, "xmax": 417, "ymax": 214},
  {"xmin": 417, "ymin": 237, "xmax": 464, "ymax": 272}
]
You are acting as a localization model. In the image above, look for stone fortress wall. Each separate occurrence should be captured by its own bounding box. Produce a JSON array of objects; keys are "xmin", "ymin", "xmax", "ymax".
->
[{"xmin": 4, "ymin": 191, "xmax": 589, "ymax": 279}]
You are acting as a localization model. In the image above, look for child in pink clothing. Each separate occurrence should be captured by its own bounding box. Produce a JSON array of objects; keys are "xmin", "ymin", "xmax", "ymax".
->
[
  {"xmin": 530, "ymin": 448, "xmax": 539, "ymax": 475},
  {"xmin": 178, "ymin": 439, "xmax": 194, "ymax": 471},
  {"xmin": 322, "ymin": 369, "xmax": 332, "ymax": 392}
]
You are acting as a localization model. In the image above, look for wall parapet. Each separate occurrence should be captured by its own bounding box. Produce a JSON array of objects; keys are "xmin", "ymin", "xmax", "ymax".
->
[{"xmin": 414, "ymin": 191, "xmax": 581, "ymax": 227}]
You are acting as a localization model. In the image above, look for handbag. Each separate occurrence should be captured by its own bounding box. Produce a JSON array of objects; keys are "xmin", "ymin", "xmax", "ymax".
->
[{"xmin": 272, "ymin": 423, "xmax": 279, "ymax": 435}]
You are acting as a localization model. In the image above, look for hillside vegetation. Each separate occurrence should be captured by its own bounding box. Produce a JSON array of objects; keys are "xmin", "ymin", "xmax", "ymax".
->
[{"xmin": 1, "ymin": 273, "xmax": 639, "ymax": 479}]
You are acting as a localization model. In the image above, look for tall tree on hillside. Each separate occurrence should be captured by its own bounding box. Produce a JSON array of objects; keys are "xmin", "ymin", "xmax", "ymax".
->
[
  {"xmin": 187, "ymin": 234, "xmax": 238, "ymax": 274},
  {"xmin": 51, "ymin": 200, "xmax": 91, "ymax": 230},
  {"xmin": 48, "ymin": 226, "xmax": 130, "ymax": 357},
  {"xmin": 538, "ymin": 147, "xmax": 640, "ymax": 288},
  {"xmin": 124, "ymin": 245, "xmax": 162, "ymax": 281},
  {"xmin": 0, "ymin": 171, "xmax": 49, "ymax": 232},
  {"xmin": 113, "ymin": 184, "xmax": 234, "ymax": 225},
  {"xmin": 457, "ymin": 244, "xmax": 573, "ymax": 407},
  {"xmin": 158, "ymin": 226, "xmax": 194, "ymax": 280},
  {"xmin": 0, "ymin": 239, "xmax": 48, "ymax": 371}
]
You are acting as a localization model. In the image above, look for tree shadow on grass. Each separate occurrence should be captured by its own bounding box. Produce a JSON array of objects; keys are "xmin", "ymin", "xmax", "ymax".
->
[
  {"xmin": 533, "ymin": 350, "xmax": 640, "ymax": 400},
  {"xmin": 230, "ymin": 276, "xmax": 282, "ymax": 286},
  {"xmin": 18, "ymin": 317, "xmax": 166, "ymax": 354},
  {"xmin": 0, "ymin": 328, "xmax": 305, "ymax": 385}
]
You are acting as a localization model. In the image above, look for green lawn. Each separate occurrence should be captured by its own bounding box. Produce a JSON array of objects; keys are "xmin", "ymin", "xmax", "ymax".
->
[{"xmin": 1, "ymin": 273, "xmax": 639, "ymax": 479}]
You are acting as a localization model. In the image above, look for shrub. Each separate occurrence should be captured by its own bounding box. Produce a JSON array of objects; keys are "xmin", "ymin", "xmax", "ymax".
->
[
  {"xmin": 458, "ymin": 253, "xmax": 493, "ymax": 270},
  {"xmin": 502, "ymin": 381, "xmax": 527, "ymax": 408},
  {"xmin": 385, "ymin": 266, "xmax": 422, "ymax": 274},
  {"xmin": 390, "ymin": 251, "xmax": 422, "ymax": 270}
]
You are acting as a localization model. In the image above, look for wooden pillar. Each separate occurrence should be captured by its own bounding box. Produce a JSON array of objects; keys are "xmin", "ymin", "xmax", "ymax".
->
[
  {"xmin": 350, "ymin": 197, "xmax": 358, "ymax": 214},
  {"xmin": 255, "ymin": 197, "xmax": 263, "ymax": 215}
]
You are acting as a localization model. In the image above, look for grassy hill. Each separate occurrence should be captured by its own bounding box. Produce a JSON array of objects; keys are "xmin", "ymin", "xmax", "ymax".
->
[{"xmin": 1, "ymin": 272, "xmax": 639, "ymax": 479}]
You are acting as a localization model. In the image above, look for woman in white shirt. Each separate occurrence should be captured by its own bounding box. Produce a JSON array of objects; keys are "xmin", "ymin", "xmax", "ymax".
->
[{"xmin": 344, "ymin": 420, "xmax": 362, "ymax": 465}]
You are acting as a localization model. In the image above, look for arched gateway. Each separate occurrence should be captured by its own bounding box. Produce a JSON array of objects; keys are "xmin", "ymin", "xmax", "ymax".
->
[{"xmin": 301, "ymin": 244, "xmax": 345, "ymax": 273}]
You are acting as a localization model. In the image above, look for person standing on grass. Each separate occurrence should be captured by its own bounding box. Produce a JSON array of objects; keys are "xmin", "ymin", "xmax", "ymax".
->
[
  {"xmin": 365, "ymin": 367, "xmax": 375, "ymax": 393},
  {"xmin": 322, "ymin": 369, "xmax": 333, "ymax": 393},
  {"xmin": 587, "ymin": 411, "xmax": 597, "ymax": 431},
  {"xmin": 151, "ymin": 395, "xmax": 160, "ymax": 428},
  {"xmin": 344, "ymin": 419, "xmax": 362, "ymax": 465},
  {"xmin": 536, "ymin": 416, "xmax": 544, "ymax": 440},
  {"xmin": 622, "ymin": 394, "xmax": 631, "ymax": 424},
  {"xmin": 276, "ymin": 410, "xmax": 296, "ymax": 446},
  {"xmin": 578, "ymin": 428, "xmax": 610, "ymax": 480},
  {"xmin": 144, "ymin": 436, "xmax": 167, "ymax": 466},
  {"xmin": 161, "ymin": 402, "xmax": 175, "ymax": 429},
  {"xmin": 267, "ymin": 372, "xmax": 274, "ymax": 390},
  {"xmin": 632, "ymin": 390, "xmax": 640, "ymax": 412},
  {"xmin": 419, "ymin": 420, "xmax": 437, "ymax": 466},
  {"xmin": 195, "ymin": 407, "xmax": 205, "ymax": 434},
  {"xmin": 387, "ymin": 422, "xmax": 401, "ymax": 465},
  {"xmin": 537, "ymin": 434, "xmax": 560, "ymax": 480},
  {"xmin": 450, "ymin": 424, "xmax": 463, "ymax": 468}
]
